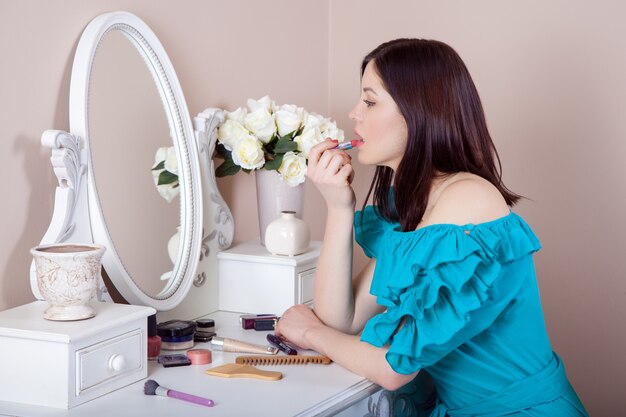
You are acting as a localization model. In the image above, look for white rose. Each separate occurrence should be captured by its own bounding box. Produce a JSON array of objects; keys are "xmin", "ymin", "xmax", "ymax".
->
[
  {"xmin": 163, "ymin": 146, "xmax": 178, "ymax": 175},
  {"xmin": 244, "ymin": 108, "xmax": 277, "ymax": 143},
  {"xmin": 320, "ymin": 118, "xmax": 344, "ymax": 142},
  {"xmin": 275, "ymin": 104, "xmax": 304, "ymax": 137},
  {"xmin": 224, "ymin": 107, "xmax": 247, "ymax": 124},
  {"xmin": 154, "ymin": 147, "xmax": 169, "ymax": 166},
  {"xmin": 218, "ymin": 119, "xmax": 250, "ymax": 150},
  {"xmin": 232, "ymin": 134, "xmax": 265, "ymax": 170},
  {"xmin": 246, "ymin": 95, "xmax": 274, "ymax": 113},
  {"xmin": 294, "ymin": 125, "xmax": 324, "ymax": 158},
  {"xmin": 152, "ymin": 154, "xmax": 180, "ymax": 203},
  {"xmin": 302, "ymin": 112, "xmax": 323, "ymax": 130},
  {"xmin": 156, "ymin": 183, "xmax": 180, "ymax": 203},
  {"xmin": 278, "ymin": 151, "xmax": 307, "ymax": 187}
]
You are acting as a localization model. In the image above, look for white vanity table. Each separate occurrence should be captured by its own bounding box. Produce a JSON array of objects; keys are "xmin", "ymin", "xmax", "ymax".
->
[{"xmin": 0, "ymin": 310, "xmax": 382, "ymax": 417}]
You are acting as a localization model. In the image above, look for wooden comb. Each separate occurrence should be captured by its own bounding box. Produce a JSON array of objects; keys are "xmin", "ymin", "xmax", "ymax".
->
[
  {"xmin": 205, "ymin": 363, "xmax": 282, "ymax": 381},
  {"xmin": 235, "ymin": 355, "xmax": 332, "ymax": 366}
]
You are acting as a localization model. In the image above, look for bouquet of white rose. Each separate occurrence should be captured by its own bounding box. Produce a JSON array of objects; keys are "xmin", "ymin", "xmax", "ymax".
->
[
  {"xmin": 151, "ymin": 146, "xmax": 179, "ymax": 202},
  {"xmin": 215, "ymin": 96, "xmax": 344, "ymax": 186}
]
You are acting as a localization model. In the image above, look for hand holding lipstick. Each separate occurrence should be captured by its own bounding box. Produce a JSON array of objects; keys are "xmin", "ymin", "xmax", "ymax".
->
[{"xmin": 306, "ymin": 138, "xmax": 357, "ymax": 209}]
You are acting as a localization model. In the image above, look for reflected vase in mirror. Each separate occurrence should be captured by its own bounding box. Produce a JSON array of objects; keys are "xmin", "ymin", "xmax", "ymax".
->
[
  {"xmin": 167, "ymin": 226, "xmax": 181, "ymax": 264},
  {"xmin": 30, "ymin": 243, "xmax": 106, "ymax": 321},
  {"xmin": 255, "ymin": 169, "xmax": 305, "ymax": 245}
]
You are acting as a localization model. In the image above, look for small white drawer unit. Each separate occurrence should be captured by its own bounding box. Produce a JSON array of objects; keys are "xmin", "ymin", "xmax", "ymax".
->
[
  {"xmin": 0, "ymin": 301, "xmax": 155, "ymax": 409},
  {"xmin": 217, "ymin": 240, "xmax": 321, "ymax": 314}
]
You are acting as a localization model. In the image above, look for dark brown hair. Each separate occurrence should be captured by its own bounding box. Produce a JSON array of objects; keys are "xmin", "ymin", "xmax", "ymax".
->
[{"xmin": 361, "ymin": 38, "xmax": 520, "ymax": 231}]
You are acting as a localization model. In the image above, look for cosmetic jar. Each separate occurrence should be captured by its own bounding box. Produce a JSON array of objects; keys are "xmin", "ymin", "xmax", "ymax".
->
[
  {"xmin": 196, "ymin": 318, "xmax": 215, "ymax": 333},
  {"xmin": 187, "ymin": 349, "xmax": 212, "ymax": 365},
  {"xmin": 147, "ymin": 314, "xmax": 161, "ymax": 360},
  {"xmin": 157, "ymin": 320, "xmax": 196, "ymax": 350}
]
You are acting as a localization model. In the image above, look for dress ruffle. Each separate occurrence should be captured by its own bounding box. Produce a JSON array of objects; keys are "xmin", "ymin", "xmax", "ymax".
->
[{"xmin": 355, "ymin": 206, "xmax": 542, "ymax": 373}]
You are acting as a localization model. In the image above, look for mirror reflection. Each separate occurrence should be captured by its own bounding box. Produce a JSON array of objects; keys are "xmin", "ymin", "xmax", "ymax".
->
[{"xmin": 89, "ymin": 30, "xmax": 179, "ymax": 297}]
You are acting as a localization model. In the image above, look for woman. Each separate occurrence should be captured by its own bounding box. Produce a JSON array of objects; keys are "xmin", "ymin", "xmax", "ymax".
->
[{"xmin": 275, "ymin": 39, "xmax": 588, "ymax": 416}]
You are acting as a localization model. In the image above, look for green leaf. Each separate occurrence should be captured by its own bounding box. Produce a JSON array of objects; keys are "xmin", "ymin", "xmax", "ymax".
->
[
  {"xmin": 216, "ymin": 143, "xmax": 231, "ymax": 159},
  {"xmin": 158, "ymin": 170, "xmax": 178, "ymax": 185},
  {"xmin": 152, "ymin": 161, "xmax": 165, "ymax": 170},
  {"xmin": 280, "ymin": 131, "xmax": 296, "ymax": 141},
  {"xmin": 215, "ymin": 158, "xmax": 241, "ymax": 177},
  {"xmin": 274, "ymin": 137, "xmax": 298, "ymax": 153},
  {"xmin": 263, "ymin": 153, "xmax": 284, "ymax": 171}
]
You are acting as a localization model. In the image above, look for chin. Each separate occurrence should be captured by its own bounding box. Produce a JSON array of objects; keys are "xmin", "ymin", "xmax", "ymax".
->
[{"xmin": 357, "ymin": 150, "xmax": 375, "ymax": 166}]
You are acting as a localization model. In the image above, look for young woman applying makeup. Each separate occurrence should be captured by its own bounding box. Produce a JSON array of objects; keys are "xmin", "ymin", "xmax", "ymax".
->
[{"xmin": 275, "ymin": 39, "xmax": 588, "ymax": 416}]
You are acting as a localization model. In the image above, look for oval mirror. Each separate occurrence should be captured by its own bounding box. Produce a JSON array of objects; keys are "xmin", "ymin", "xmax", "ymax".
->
[{"xmin": 70, "ymin": 12, "xmax": 202, "ymax": 310}]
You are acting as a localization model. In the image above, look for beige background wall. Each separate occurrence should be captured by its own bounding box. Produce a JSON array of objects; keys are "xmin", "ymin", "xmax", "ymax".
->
[{"xmin": 0, "ymin": 1, "xmax": 624, "ymax": 414}]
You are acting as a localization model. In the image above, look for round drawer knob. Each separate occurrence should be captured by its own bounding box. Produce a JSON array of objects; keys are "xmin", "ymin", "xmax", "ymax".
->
[{"xmin": 108, "ymin": 354, "xmax": 126, "ymax": 372}]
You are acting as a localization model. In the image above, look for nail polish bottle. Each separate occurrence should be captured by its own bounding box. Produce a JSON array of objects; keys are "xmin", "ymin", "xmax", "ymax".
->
[{"xmin": 147, "ymin": 314, "xmax": 161, "ymax": 360}]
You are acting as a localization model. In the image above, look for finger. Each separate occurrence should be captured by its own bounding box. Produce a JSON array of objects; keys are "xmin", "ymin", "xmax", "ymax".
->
[
  {"xmin": 347, "ymin": 167, "xmax": 355, "ymax": 184},
  {"xmin": 339, "ymin": 164, "xmax": 354, "ymax": 184},
  {"xmin": 317, "ymin": 151, "xmax": 351, "ymax": 172},
  {"xmin": 307, "ymin": 139, "xmax": 338, "ymax": 171},
  {"xmin": 325, "ymin": 154, "xmax": 348, "ymax": 175}
]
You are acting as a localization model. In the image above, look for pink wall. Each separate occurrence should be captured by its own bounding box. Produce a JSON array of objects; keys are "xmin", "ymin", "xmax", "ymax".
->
[{"xmin": 1, "ymin": 1, "xmax": 623, "ymax": 414}]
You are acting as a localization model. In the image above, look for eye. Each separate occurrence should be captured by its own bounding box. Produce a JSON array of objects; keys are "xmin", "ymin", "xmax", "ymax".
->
[{"xmin": 363, "ymin": 100, "xmax": 375, "ymax": 108}]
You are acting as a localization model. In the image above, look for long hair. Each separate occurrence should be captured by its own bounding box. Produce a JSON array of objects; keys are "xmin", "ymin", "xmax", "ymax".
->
[{"xmin": 361, "ymin": 38, "xmax": 520, "ymax": 231}]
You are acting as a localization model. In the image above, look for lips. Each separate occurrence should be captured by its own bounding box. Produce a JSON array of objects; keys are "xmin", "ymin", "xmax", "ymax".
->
[{"xmin": 353, "ymin": 130, "xmax": 365, "ymax": 142}]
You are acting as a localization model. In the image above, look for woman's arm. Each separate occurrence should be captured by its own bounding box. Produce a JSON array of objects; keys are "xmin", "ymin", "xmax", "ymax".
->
[
  {"xmin": 275, "ymin": 304, "xmax": 418, "ymax": 391},
  {"xmin": 306, "ymin": 139, "xmax": 382, "ymax": 333}
]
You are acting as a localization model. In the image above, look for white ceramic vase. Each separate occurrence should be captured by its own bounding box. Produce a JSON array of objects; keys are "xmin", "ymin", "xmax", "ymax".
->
[
  {"xmin": 30, "ymin": 243, "xmax": 106, "ymax": 321},
  {"xmin": 265, "ymin": 211, "xmax": 311, "ymax": 256},
  {"xmin": 255, "ymin": 169, "xmax": 304, "ymax": 246}
]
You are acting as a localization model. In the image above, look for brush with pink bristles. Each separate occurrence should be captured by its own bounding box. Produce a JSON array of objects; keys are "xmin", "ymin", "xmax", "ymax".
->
[{"xmin": 144, "ymin": 379, "xmax": 215, "ymax": 407}]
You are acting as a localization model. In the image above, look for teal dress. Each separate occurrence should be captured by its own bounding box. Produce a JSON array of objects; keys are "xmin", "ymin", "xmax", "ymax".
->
[{"xmin": 355, "ymin": 206, "xmax": 588, "ymax": 417}]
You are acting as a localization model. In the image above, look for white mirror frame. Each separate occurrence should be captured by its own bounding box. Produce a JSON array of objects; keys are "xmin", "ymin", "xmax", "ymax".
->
[{"xmin": 30, "ymin": 11, "xmax": 233, "ymax": 312}]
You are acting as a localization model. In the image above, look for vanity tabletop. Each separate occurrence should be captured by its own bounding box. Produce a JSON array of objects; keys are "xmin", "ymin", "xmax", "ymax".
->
[{"xmin": 0, "ymin": 310, "xmax": 380, "ymax": 417}]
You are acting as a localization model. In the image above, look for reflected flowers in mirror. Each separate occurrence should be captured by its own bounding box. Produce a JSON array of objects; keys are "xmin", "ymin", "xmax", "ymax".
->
[
  {"xmin": 152, "ymin": 146, "xmax": 179, "ymax": 202},
  {"xmin": 215, "ymin": 95, "xmax": 344, "ymax": 187}
]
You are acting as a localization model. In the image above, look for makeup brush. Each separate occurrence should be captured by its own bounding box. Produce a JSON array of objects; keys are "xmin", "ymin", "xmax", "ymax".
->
[{"xmin": 143, "ymin": 379, "xmax": 215, "ymax": 407}]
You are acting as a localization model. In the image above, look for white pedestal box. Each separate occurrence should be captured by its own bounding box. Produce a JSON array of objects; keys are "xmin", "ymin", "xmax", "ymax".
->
[
  {"xmin": 0, "ymin": 301, "xmax": 155, "ymax": 409},
  {"xmin": 217, "ymin": 240, "xmax": 321, "ymax": 314}
]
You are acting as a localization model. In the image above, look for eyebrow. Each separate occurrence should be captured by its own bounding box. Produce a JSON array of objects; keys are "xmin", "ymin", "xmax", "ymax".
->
[{"xmin": 363, "ymin": 87, "xmax": 378, "ymax": 96}]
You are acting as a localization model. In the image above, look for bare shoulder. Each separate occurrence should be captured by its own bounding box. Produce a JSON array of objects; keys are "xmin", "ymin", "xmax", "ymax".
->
[{"xmin": 427, "ymin": 174, "xmax": 510, "ymax": 226}]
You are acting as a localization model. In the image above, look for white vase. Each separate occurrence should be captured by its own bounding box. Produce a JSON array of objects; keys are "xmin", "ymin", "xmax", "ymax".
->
[
  {"xmin": 167, "ymin": 226, "xmax": 181, "ymax": 264},
  {"xmin": 255, "ymin": 169, "xmax": 305, "ymax": 246},
  {"xmin": 265, "ymin": 211, "xmax": 311, "ymax": 256},
  {"xmin": 30, "ymin": 243, "xmax": 106, "ymax": 321}
]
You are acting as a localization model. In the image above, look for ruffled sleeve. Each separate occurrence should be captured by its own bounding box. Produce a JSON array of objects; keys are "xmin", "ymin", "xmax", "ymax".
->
[
  {"xmin": 354, "ymin": 205, "xmax": 394, "ymax": 258},
  {"xmin": 355, "ymin": 209, "xmax": 542, "ymax": 374}
]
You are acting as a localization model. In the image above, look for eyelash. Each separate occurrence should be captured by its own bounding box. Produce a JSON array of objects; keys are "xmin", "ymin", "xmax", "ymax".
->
[{"xmin": 363, "ymin": 100, "xmax": 375, "ymax": 108}]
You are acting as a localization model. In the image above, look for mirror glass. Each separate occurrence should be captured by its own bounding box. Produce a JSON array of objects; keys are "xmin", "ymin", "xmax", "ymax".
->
[{"xmin": 89, "ymin": 30, "xmax": 178, "ymax": 297}]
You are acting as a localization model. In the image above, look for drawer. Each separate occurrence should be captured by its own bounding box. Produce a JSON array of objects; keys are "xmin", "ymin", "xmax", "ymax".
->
[
  {"xmin": 298, "ymin": 268, "xmax": 316, "ymax": 304},
  {"xmin": 76, "ymin": 329, "xmax": 143, "ymax": 395}
]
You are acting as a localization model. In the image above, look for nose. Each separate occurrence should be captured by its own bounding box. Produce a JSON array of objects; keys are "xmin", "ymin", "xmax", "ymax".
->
[{"xmin": 348, "ymin": 103, "xmax": 361, "ymax": 122}]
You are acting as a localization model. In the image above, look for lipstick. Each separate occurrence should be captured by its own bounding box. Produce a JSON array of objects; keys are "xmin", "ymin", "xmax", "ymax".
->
[
  {"xmin": 266, "ymin": 334, "xmax": 298, "ymax": 355},
  {"xmin": 333, "ymin": 139, "xmax": 364, "ymax": 150}
]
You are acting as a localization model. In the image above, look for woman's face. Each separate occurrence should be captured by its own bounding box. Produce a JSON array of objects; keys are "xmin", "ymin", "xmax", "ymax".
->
[{"xmin": 349, "ymin": 61, "xmax": 407, "ymax": 170}]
